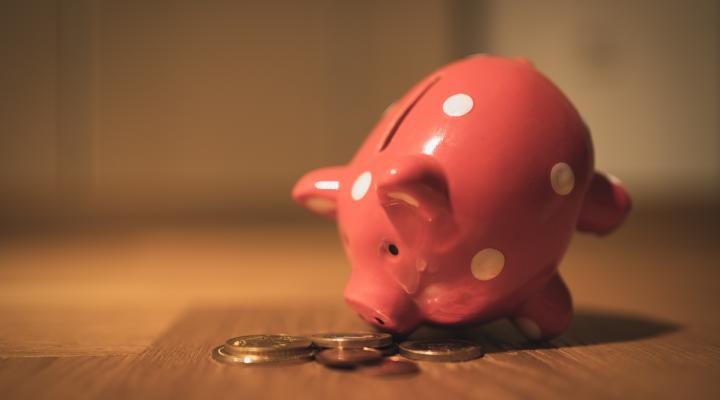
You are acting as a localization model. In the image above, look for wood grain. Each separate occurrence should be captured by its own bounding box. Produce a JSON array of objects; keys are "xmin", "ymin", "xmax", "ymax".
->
[
  {"xmin": 0, "ymin": 305, "xmax": 716, "ymax": 400},
  {"xmin": 0, "ymin": 208, "xmax": 719, "ymax": 399}
]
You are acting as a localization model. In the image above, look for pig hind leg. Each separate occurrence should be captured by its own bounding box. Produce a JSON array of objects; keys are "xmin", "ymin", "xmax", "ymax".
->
[{"xmin": 512, "ymin": 274, "xmax": 573, "ymax": 341}]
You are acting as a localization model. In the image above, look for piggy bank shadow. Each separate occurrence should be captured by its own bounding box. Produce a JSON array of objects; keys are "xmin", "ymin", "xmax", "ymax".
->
[{"xmin": 408, "ymin": 307, "xmax": 681, "ymax": 354}]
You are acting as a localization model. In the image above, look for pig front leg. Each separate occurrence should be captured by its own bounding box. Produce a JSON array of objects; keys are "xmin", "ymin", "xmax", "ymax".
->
[{"xmin": 512, "ymin": 274, "xmax": 573, "ymax": 341}]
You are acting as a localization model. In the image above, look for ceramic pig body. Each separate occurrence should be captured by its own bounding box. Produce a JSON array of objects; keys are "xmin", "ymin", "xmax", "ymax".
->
[{"xmin": 293, "ymin": 56, "xmax": 631, "ymax": 339}]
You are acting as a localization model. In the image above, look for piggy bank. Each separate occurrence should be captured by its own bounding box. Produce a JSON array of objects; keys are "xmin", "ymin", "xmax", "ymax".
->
[{"xmin": 292, "ymin": 56, "xmax": 630, "ymax": 340}]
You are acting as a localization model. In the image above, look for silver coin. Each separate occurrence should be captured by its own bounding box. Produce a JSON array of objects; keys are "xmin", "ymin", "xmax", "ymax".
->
[
  {"xmin": 311, "ymin": 332, "xmax": 393, "ymax": 349},
  {"xmin": 359, "ymin": 356, "xmax": 420, "ymax": 377},
  {"xmin": 224, "ymin": 334, "xmax": 312, "ymax": 355},
  {"xmin": 315, "ymin": 347, "xmax": 383, "ymax": 368},
  {"xmin": 212, "ymin": 345, "xmax": 315, "ymax": 365},
  {"xmin": 399, "ymin": 339, "xmax": 483, "ymax": 362}
]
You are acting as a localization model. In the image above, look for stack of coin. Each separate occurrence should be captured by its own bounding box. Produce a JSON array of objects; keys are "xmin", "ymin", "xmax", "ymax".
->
[
  {"xmin": 311, "ymin": 332, "xmax": 397, "ymax": 353},
  {"xmin": 399, "ymin": 339, "xmax": 484, "ymax": 362},
  {"xmin": 212, "ymin": 334, "xmax": 315, "ymax": 365},
  {"xmin": 311, "ymin": 332, "xmax": 395, "ymax": 369},
  {"xmin": 211, "ymin": 332, "xmax": 483, "ymax": 374}
]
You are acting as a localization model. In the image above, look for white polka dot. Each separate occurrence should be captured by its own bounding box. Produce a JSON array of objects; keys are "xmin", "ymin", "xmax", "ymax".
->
[
  {"xmin": 351, "ymin": 171, "xmax": 372, "ymax": 201},
  {"xmin": 443, "ymin": 94, "xmax": 473, "ymax": 117},
  {"xmin": 305, "ymin": 197, "xmax": 335, "ymax": 213},
  {"xmin": 470, "ymin": 248, "xmax": 505, "ymax": 281},
  {"xmin": 550, "ymin": 162, "xmax": 575, "ymax": 195},
  {"xmin": 514, "ymin": 317, "xmax": 542, "ymax": 340}
]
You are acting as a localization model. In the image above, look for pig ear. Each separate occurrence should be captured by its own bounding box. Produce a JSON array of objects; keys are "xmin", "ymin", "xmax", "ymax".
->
[
  {"xmin": 292, "ymin": 166, "xmax": 345, "ymax": 219},
  {"xmin": 376, "ymin": 156, "xmax": 455, "ymax": 247},
  {"xmin": 577, "ymin": 172, "xmax": 632, "ymax": 235}
]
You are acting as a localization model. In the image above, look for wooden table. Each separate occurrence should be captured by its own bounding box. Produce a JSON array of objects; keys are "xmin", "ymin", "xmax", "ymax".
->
[{"xmin": 1, "ymin": 207, "xmax": 718, "ymax": 399}]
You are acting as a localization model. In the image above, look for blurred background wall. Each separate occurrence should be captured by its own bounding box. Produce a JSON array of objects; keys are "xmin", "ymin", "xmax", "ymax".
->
[{"xmin": 1, "ymin": 0, "xmax": 718, "ymax": 228}]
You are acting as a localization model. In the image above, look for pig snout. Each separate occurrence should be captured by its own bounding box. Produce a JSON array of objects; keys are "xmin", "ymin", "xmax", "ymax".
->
[{"xmin": 344, "ymin": 276, "xmax": 422, "ymax": 334}]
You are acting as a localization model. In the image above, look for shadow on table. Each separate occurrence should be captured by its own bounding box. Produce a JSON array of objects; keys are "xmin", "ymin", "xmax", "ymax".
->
[{"xmin": 409, "ymin": 307, "xmax": 681, "ymax": 354}]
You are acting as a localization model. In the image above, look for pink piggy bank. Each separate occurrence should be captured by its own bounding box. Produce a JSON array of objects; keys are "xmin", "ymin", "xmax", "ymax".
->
[{"xmin": 292, "ymin": 56, "xmax": 631, "ymax": 339}]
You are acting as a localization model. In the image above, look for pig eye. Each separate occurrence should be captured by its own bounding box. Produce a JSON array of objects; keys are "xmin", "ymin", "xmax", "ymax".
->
[{"xmin": 387, "ymin": 243, "xmax": 399, "ymax": 256}]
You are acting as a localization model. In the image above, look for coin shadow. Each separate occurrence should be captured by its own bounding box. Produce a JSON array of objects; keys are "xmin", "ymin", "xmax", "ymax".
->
[{"xmin": 409, "ymin": 307, "xmax": 682, "ymax": 354}]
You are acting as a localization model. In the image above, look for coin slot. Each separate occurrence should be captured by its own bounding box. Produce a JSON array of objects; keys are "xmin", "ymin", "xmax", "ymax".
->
[
  {"xmin": 375, "ymin": 317, "xmax": 385, "ymax": 325},
  {"xmin": 378, "ymin": 76, "xmax": 441, "ymax": 152}
]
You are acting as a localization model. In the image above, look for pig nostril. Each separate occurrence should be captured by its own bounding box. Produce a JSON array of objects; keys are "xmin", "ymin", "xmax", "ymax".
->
[
  {"xmin": 387, "ymin": 244, "xmax": 399, "ymax": 256},
  {"xmin": 374, "ymin": 317, "xmax": 385, "ymax": 325}
]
